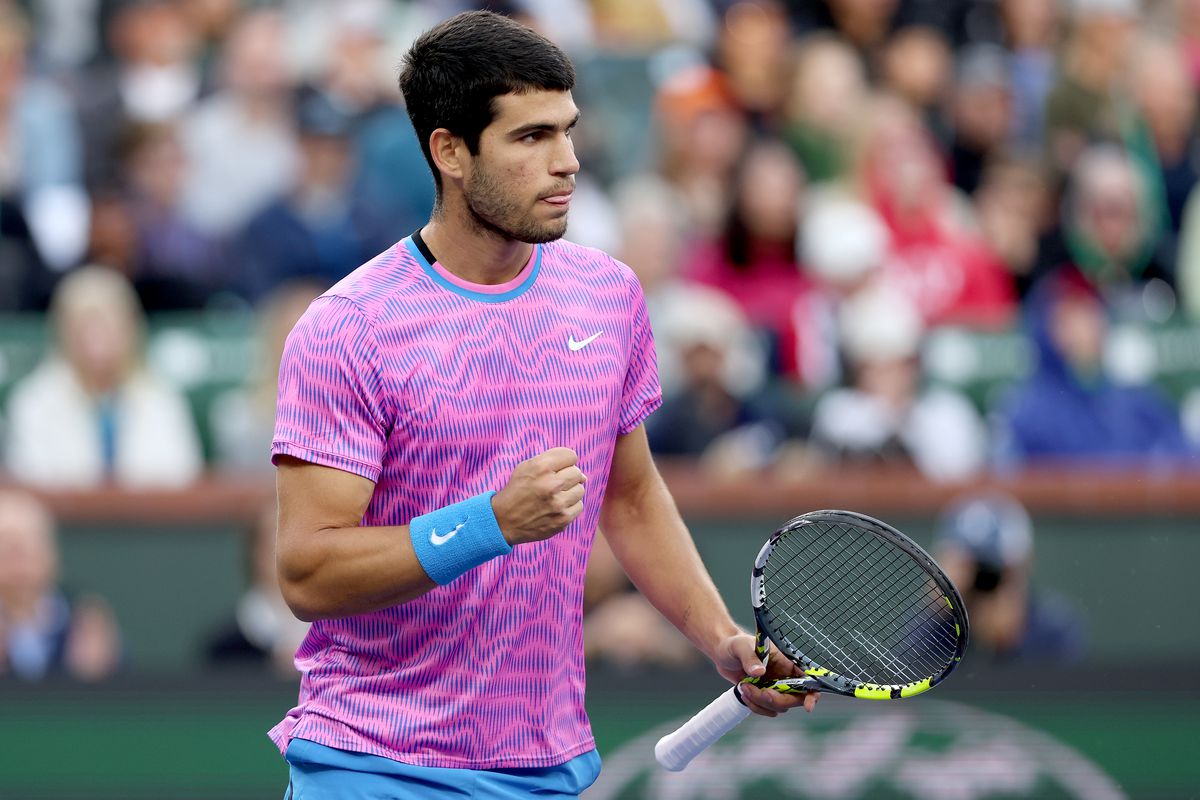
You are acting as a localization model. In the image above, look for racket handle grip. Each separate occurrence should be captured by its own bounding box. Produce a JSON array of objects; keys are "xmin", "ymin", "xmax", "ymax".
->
[{"xmin": 655, "ymin": 687, "xmax": 752, "ymax": 771}]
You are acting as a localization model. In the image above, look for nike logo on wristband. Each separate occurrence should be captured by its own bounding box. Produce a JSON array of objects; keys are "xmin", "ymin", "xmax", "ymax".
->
[{"xmin": 430, "ymin": 523, "xmax": 465, "ymax": 546}]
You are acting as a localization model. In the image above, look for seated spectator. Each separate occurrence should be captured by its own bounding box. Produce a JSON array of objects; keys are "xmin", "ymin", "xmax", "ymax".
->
[
  {"xmin": 612, "ymin": 174, "xmax": 765, "ymax": 401},
  {"xmin": 209, "ymin": 280, "xmax": 323, "ymax": 475},
  {"xmin": 204, "ymin": 503, "xmax": 308, "ymax": 676},
  {"xmin": 992, "ymin": 267, "xmax": 1196, "ymax": 469},
  {"xmin": 848, "ymin": 94, "xmax": 1017, "ymax": 328},
  {"xmin": 1035, "ymin": 143, "xmax": 1174, "ymax": 323},
  {"xmin": 998, "ymin": 0, "xmax": 1060, "ymax": 154},
  {"xmin": 0, "ymin": 4, "xmax": 89, "ymax": 271},
  {"xmin": 684, "ymin": 137, "xmax": 818, "ymax": 382},
  {"xmin": 782, "ymin": 33, "xmax": 869, "ymax": 184},
  {"xmin": 1044, "ymin": 0, "xmax": 1138, "ymax": 179},
  {"xmin": 972, "ymin": 156, "xmax": 1052, "ymax": 300},
  {"xmin": 179, "ymin": 8, "xmax": 299, "ymax": 239},
  {"xmin": 810, "ymin": 284, "xmax": 988, "ymax": 482},
  {"xmin": 0, "ymin": 489, "xmax": 121, "ymax": 681},
  {"xmin": 652, "ymin": 63, "xmax": 749, "ymax": 235},
  {"xmin": 947, "ymin": 44, "xmax": 1015, "ymax": 197},
  {"xmin": 646, "ymin": 287, "xmax": 780, "ymax": 476},
  {"xmin": 879, "ymin": 25, "xmax": 953, "ymax": 144},
  {"xmin": 3, "ymin": 266, "xmax": 204, "ymax": 488},
  {"xmin": 231, "ymin": 88, "xmax": 390, "ymax": 304},
  {"xmin": 75, "ymin": 0, "xmax": 203, "ymax": 189},
  {"xmin": 118, "ymin": 121, "xmax": 224, "ymax": 311},
  {"xmin": 933, "ymin": 491, "xmax": 1086, "ymax": 663}
]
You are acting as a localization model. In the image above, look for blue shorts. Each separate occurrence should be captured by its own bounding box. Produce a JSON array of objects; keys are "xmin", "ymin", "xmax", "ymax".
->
[{"xmin": 283, "ymin": 738, "xmax": 602, "ymax": 799}]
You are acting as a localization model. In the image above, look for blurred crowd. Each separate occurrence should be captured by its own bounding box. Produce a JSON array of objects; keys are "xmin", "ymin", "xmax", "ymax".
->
[
  {"xmin": 0, "ymin": 0, "xmax": 1196, "ymax": 677},
  {"xmin": 4, "ymin": 0, "xmax": 1200, "ymax": 489}
]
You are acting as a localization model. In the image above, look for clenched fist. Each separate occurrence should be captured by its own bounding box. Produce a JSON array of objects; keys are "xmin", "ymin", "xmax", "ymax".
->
[{"xmin": 492, "ymin": 448, "xmax": 586, "ymax": 546}]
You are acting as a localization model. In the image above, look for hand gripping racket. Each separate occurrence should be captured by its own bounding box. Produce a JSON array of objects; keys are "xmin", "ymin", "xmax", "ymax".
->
[{"xmin": 655, "ymin": 509, "xmax": 969, "ymax": 771}]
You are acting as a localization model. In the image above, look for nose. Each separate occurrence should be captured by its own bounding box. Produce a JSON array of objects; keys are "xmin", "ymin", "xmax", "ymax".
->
[{"xmin": 553, "ymin": 133, "xmax": 580, "ymax": 178}]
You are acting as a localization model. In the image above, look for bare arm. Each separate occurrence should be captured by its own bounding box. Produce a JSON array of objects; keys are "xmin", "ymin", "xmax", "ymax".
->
[
  {"xmin": 599, "ymin": 426, "xmax": 817, "ymax": 716},
  {"xmin": 275, "ymin": 456, "xmax": 433, "ymax": 621},
  {"xmin": 275, "ymin": 448, "xmax": 586, "ymax": 621}
]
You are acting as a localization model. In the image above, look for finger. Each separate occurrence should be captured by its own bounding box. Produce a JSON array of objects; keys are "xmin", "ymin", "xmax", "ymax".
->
[
  {"xmin": 803, "ymin": 691, "xmax": 819, "ymax": 712},
  {"xmin": 563, "ymin": 499, "xmax": 584, "ymax": 524},
  {"xmin": 727, "ymin": 635, "xmax": 767, "ymax": 678},
  {"xmin": 556, "ymin": 466, "xmax": 587, "ymax": 489},
  {"xmin": 737, "ymin": 685, "xmax": 779, "ymax": 717},
  {"xmin": 560, "ymin": 483, "xmax": 585, "ymax": 508},
  {"xmin": 538, "ymin": 447, "xmax": 578, "ymax": 470},
  {"xmin": 741, "ymin": 683, "xmax": 811, "ymax": 715}
]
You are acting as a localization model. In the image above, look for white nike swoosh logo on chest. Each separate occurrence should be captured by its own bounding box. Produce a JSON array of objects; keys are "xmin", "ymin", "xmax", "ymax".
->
[{"xmin": 568, "ymin": 331, "xmax": 603, "ymax": 351}]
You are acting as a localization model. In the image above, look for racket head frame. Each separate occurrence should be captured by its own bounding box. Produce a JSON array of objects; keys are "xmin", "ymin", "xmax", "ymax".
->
[{"xmin": 746, "ymin": 509, "xmax": 969, "ymax": 700}]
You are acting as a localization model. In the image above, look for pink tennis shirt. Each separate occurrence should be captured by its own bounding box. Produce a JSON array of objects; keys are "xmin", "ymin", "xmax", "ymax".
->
[{"xmin": 268, "ymin": 235, "xmax": 662, "ymax": 769}]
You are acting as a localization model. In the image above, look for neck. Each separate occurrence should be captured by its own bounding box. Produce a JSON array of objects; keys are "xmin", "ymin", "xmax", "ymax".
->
[{"xmin": 421, "ymin": 201, "xmax": 534, "ymax": 286}]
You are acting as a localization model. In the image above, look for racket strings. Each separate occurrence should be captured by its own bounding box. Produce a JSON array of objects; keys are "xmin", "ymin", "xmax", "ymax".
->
[{"xmin": 762, "ymin": 522, "xmax": 959, "ymax": 686}]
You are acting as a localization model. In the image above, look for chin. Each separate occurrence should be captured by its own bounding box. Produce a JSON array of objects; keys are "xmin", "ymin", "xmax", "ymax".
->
[{"xmin": 518, "ymin": 221, "xmax": 569, "ymax": 244}]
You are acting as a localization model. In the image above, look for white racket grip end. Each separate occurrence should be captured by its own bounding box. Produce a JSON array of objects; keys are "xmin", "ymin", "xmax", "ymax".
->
[{"xmin": 654, "ymin": 687, "xmax": 752, "ymax": 771}]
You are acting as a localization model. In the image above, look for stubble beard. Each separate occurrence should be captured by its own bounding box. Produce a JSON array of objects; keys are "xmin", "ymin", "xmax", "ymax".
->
[{"xmin": 464, "ymin": 163, "xmax": 569, "ymax": 245}]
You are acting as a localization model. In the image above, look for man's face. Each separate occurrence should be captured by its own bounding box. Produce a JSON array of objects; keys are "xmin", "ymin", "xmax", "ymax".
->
[{"xmin": 462, "ymin": 89, "xmax": 580, "ymax": 244}]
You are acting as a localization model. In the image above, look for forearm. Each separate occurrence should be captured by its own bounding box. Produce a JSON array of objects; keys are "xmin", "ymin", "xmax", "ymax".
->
[{"xmin": 599, "ymin": 469, "xmax": 741, "ymax": 661}]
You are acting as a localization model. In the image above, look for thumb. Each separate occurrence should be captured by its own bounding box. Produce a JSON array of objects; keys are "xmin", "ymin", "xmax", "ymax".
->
[{"xmin": 728, "ymin": 634, "xmax": 767, "ymax": 678}]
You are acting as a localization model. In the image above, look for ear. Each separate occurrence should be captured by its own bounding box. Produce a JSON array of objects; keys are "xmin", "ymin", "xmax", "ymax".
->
[{"xmin": 429, "ymin": 128, "xmax": 469, "ymax": 184}]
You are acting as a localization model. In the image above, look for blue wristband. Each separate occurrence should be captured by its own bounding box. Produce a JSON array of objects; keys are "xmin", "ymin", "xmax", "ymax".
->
[{"xmin": 409, "ymin": 491, "xmax": 512, "ymax": 585}]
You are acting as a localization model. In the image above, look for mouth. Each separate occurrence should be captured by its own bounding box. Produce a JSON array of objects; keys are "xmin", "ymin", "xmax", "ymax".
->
[{"xmin": 539, "ymin": 189, "xmax": 574, "ymax": 207}]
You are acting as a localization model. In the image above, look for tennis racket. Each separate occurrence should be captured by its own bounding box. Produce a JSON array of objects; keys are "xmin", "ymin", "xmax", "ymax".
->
[{"xmin": 655, "ymin": 509, "xmax": 969, "ymax": 771}]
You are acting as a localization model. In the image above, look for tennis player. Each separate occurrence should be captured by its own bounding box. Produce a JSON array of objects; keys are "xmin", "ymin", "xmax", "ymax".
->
[{"xmin": 269, "ymin": 11, "xmax": 816, "ymax": 798}]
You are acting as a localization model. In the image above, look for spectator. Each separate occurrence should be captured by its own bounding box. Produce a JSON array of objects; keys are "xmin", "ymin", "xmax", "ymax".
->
[
  {"xmin": 231, "ymin": 88, "xmax": 390, "ymax": 304},
  {"xmin": 204, "ymin": 503, "xmax": 308, "ymax": 676},
  {"xmin": 848, "ymin": 94, "xmax": 1017, "ymax": 328},
  {"xmin": 208, "ymin": 280, "xmax": 323, "ymax": 475},
  {"xmin": 684, "ymin": 137, "xmax": 818, "ymax": 381},
  {"xmin": 652, "ymin": 63, "xmax": 750, "ymax": 235},
  {"xmin": 973, "ymin": 156, "xmax": 1053, "ymax": 300},
  {"xmin": 75, "ymin": 0, "xmax": 203, "ymax": 189},
  {"xmin": 992, "ymin": 267, "xmax": 1195, "ymax": 469},
  {"xmin": 645, "ymin": 287, "xmax": 780, "ymax": 475},
  {"xmin": 179, "ymin": 8, "xmax": 299, "ymax": 239},
  {"xmin": 933, "ymin": 491, "xmax": 1086, "ymax": 663},
  {"xmin": 782, "ymin": 33, "xmax": 869, "ymax": 184},
  {"xmin": 309, "ymin": 4, "xmax": 434, "ymax": 246},
  {"xmin": 0, "ymin": 4, "xmax": 88, "ymax": 271},
  {"xmin": 1044, "ymin": 0, "xmax": 1140, "ymax": 178},
  {"xmin": 1128, "ymin": 35, "xmax": 1198, "ymax": 245},
  {"xmin": 797, "ymin": 196, "xmax": 893, "ymax": 390},
  {"xmin": 612, "ymin": 174, "xmax": 765, "ymax": 400},
  {"xmin": 712, "ymin": 0, "xmax": 794, "ymax": 124},
  {"xmin": 0, "ymin": 489, "xmax": 122, "ymax": 681},
  {"xmin": 998, "ymin": 0, "xmax": 1061, "ymax": 154},
  {"xmin": 948, "ymin": 44, "xmax": 1015, "ymax": 197},
  {"xmin": 117, "ymin": 121, "xmax": 224, "ymax": 311},
  {"xmin": 809, "ymin": 283, "xmax": 989, "ymax": 482},
  {"xmin": 879, "ymin": 25, "xmax": 953, "ymax": 144},
  {"xmin": 1037, "ymin": 144, "xmax": 1173, "ymax": 321},
  {"xmin": 3, "ymin": 266, "xmax": 204, "ymax": 488}
]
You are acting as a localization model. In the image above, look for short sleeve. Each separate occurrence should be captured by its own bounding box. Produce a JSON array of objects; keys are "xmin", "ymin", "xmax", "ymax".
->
[
  {"xmin": 272, "ymin": 295, "xmax": 389, "ymax": 481},
  {"xmin": 618, "ymin": 270, "xmax": 663, "ymax": 435}
]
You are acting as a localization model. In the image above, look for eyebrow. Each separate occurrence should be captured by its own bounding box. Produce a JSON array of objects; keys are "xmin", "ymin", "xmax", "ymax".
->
[{"xmin": 508, "ymin": 111, "xmax": 582, "ymax": 139}]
